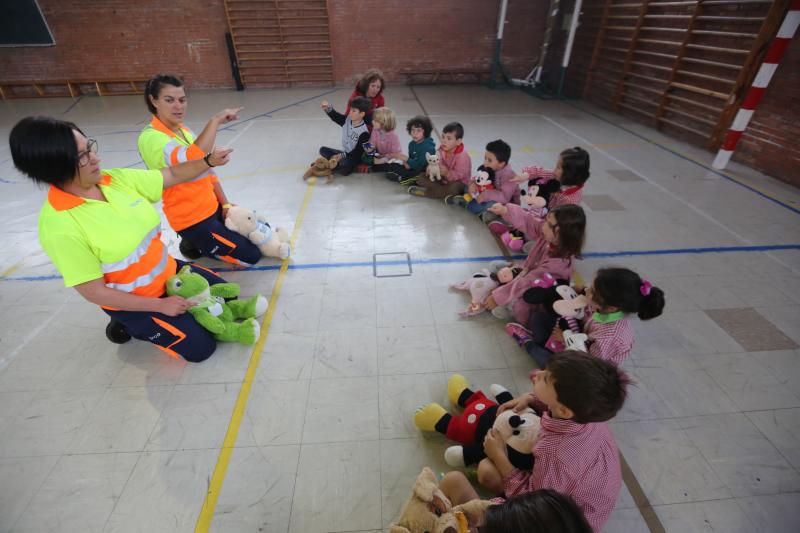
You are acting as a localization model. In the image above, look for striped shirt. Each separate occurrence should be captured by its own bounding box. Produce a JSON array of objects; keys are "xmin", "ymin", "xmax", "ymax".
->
[
  {"xmin": 583, "ymin": 308, "xmax": 635, "ymax": 367},
  {"xmin": 503, "ymin": 393, "xmax": 622, "ymax": 533}
]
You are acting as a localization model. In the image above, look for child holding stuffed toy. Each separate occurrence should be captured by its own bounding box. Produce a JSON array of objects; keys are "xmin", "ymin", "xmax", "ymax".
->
[
  {"xmin": 363, "ymin": 106, "xmax": 404, "ymax": 172},
  {"xmin": 386, "ymin": 115, "xmax": 436, "ymax": 184},
  {"xmin": 484, "ymin": 204, "xmax": 587, "ymax": 324},
  {"xmin": 446, "ymin": 139, "xmax": 517, "ymax": 223},
  {"xmin": 408, "ymin": 121, "xmax": 472, "ymax": 199},
  {"xmin": 489, "ymin": 147, "xmax": 590, "ymax": 251},
  {"xmin": 478, "ymin": 350, "xmax": 629, "ymax": 533},
  {"xmin": 506, "ymin": 267, "xmax": 665, "ymax": 367},
  {"xmin": 319, "ymin": 97, "xmax": 371, "ymax": 177}
]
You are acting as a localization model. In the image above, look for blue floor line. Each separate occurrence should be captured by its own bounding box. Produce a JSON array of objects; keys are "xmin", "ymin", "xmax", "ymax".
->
[
  {"xmin": 567, "ymin": 102, "xmax": 800, "ymax": 216},
  {"xmin": 4, "ymin": 244, "xmax": 798, "ymax": 282}
]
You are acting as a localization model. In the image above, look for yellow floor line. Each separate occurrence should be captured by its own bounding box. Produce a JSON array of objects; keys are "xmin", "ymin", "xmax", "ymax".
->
[
  {"xmin": 194, "ymin": 178, "xmax": 316, "ymax": 532},
  {"xmin": 1, "ymin": 259, "xmax": 25, "ymax": 278}
]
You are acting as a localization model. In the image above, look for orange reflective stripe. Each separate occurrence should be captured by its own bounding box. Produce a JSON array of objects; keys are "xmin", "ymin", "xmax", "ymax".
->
[
  {"xmin": 130, "ymin": 255, "xmax": 177, "ymax": 297},
  {"xmin": 211, "ymin": 232, "xmax": 237, "ymax": 249},
  {"xmin": 150, "ymin": 316, "xmax": 185, "ymax": 360},
  {"xmin": 104, "ymin": 234, "xmax": 165, "ymax": 285},
  {"xmin": 169, "ymin": 144, "xmax": 182, "ymax": 166},
  {"xmin": 216, "ymin": 255, "xmax": 252, "ymax": 267},
  {"xmin": 188, "ymin": 263, "xmax": 218, "ymax": 276}
]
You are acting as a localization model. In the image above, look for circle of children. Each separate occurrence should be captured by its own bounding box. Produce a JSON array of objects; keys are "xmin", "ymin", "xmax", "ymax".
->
[{"xmin": 314, "ymin": 70, "xmax": 667, "ymax": 533}]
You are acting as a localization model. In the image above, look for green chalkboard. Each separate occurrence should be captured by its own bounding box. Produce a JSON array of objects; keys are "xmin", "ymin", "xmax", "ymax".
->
[{"xmin": 0, "ymin": 0, "xmax": 55, "ymax": 46}]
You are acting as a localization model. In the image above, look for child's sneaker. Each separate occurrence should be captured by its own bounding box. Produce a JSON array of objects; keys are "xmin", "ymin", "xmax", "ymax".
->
[
  {"xmin": 480, "ymin": 211, "xmax": 500, "ymax": 223},
  {"xmin": 445, "ymin": 195, "xmax": 468, "ymax": 207},
  {"xmin": 408, "ymin": 186, "xmax": 426, "ymax": 197},
  {"xmin": 505, "ymin": 322, "xmax": 533, "ymax": 347},
  {"xmin": 385, "ymin": 171, "xmax": 401, "ymax": 182},
  {"xmin": 488, "ymin": 220, "xmax": 510, "ymax": 235},
  {"xmin": 399, "ymin": 174, "xmax": 420, "ymax": 186}
]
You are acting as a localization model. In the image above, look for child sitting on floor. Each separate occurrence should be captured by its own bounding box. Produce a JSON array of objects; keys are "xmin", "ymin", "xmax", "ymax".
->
[
  {"xmin": 447, "ymin": 139, "xmax": 517, "ymax": 223},
  {"xmin": 319, "ymin": 97, "xmax": 370, "ymax": 177},
  {"xmin": 507, "ymin": 267, "xmax": 665, "ymax": 368},
  {"xmin": 408, "ymin": 121, "xmax": 471, "ymax": 200},
  {"xmin": 484, "ymin": 204, "xmax": 587, "ymax": 323},
  {"xmin": 386, "ymin": 115, "xmax": 436, "ymax": 184},
  {"xmin": 479, "ymin": 350, "xmax": 629, "ymax": 533},
  {"xmin": 490, "ymin": 147, "xmax": 591, "ymax": 252},
  {"xmin": 363, "ymin": 106, "xmax": 404, "ymax": 173}
]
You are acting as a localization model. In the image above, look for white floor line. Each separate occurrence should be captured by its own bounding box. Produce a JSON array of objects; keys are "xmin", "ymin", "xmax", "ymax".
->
[
  {"xmin": 0, "ymin": 298, "xmax": 69, "ymax": 371},
  {"xmin": 540, "ymin": 114, "xmax": 800, "ymax": 275}
]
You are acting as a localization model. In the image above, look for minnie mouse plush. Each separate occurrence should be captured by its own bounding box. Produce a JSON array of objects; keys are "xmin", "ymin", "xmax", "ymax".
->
[
  {"xmin": 452, "ymin": 267, "xmax": 522, "ymax": 317},
  {"xmin": 500, "ymin": 179, "xmax": 562, "ymax": 252},
  {"xmin": 522, "ymin": 273, "xmax": 588, "ymax": 352}
]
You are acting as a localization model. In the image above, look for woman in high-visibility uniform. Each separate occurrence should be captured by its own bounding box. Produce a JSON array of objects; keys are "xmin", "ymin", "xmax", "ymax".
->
[
  {"xmin": 9, "ymin": 116, "xmax": 243, "ymax": 363},
  {"xmin": 138, "ymin": 74, "xmax": 261, "ymax": 266}
]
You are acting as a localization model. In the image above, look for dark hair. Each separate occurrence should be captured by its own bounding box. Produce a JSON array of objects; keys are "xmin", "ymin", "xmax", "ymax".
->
[
  {"xmin": 145, "ymin": 74, "xmax": 184, "ymax": 114},
  {"xmin": 549, "ymin": 204, "xmax": 586, "ymax": 259},
  {"xmin": 356, "ymin": 68, "xmax": 385, "ymax": 96},
  {"xmin": 559, "ymin": 146, "xmax": 590, "ymax": 186},
  {"xmin": 486, "ymin": 139, "xmax": 511, "ymax": 164},
  {"xmin": 349, "ymin": 96, "xmax": 371, "ymax": 115},
  {"xmin": 442, "ymin": 121, "xmax": 464, "ymax": 139},
  {"xmin": 9, "ymin": 116, "xmax": 86, "ymax": 188},
  {"xmin": 406, "ymin": 115, "xmax": 433, "ymax": 138},
  {"xmin": 480, "ymin": 489, "xmax": 592, "ymax": 533},
  {"xmin": 593, "ymin": 267, "xmax": 665, "ymax": 320},
  {"xmin": 547, "ymin": 350, "xmax": 629, "ymax": 424}
]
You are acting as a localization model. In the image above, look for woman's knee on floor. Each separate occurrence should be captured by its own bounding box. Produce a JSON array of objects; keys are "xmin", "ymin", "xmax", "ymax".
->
[{"xmin": 175, "ymin": 331, "xmax": 217, "ymax": 363}]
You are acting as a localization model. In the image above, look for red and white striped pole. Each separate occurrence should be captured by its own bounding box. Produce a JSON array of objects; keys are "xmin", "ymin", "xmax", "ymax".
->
[{"xmin": 712, "ymin": 0, "xmax": 800, "ymax": 169}]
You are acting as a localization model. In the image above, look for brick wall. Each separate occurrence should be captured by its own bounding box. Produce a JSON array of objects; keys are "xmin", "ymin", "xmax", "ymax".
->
[
  {"xmin": 732, "ymin": 35, "xmax": 800, "ymax": 187},
  {"xmin": 327, "ymin": 0, "xmax": 547, "ymax": 85},
  {"xmin": 0, "ymin": 0, "xmax": 232, "ymax": 88}
]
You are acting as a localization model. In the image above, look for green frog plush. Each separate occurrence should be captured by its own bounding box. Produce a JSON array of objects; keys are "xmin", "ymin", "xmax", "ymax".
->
[{"xmin": 165, "ymin": 265, "xmax": 268, "ymax": 345}]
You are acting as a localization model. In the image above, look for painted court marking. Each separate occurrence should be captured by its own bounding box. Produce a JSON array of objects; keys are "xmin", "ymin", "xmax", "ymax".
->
[{"xmin": 194, "ymin": 179, "xmax": 316, "ymax": 532}]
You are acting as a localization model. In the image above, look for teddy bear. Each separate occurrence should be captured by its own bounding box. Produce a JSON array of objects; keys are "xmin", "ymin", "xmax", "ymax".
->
[
  {"xmin": 165, "ymin": 265, "xmax": 267, "ymax": 345},
  {"xmin": 302, "ymin": 156, "xmax": 337, "ymax": 183},
  {"xmin": 451, "ymin": 266, "xmax": 522, "ymax": 317},
  {"xmin": 463, "ymin": 165, "xmax": 495, "ymax": 203},
  {"xmin": 390, "ymin": 467, "xmax": 493, "ymax": 533},
  {"xmin": 522, "ymin": 273, "xmax": 589, "ymax": 353},
  {"xmin": 425, "ymin": 152, "xmax": 442, "ymax": 182},
  {"xmin": 414, "ymin": 374, "xmax": 541, "ymax": 470},
  {"xmin": 500, "ymin": 178, "xmax": 563, "ymax": 252},
  {"xmin": 224, "ymin": 205, "xmax": 291, "ymax": 260}
]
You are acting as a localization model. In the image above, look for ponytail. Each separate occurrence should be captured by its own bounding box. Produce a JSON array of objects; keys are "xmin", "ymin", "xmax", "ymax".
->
[{"xmin": 593, "ymin": 267, "xmax": 665, "ymax": 320}]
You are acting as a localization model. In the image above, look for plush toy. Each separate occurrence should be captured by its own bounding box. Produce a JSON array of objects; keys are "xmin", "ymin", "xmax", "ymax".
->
[
  {"xmin": 522, "ymin": 273, "xmax": 589, "ymax": 352},
  {"xmin": 426, "ymin": 152, "xmax": 442, "ymax": 182},
  {"xmin": 390, "ymin": 467, "xmax": 493, "ymax": 533},
  {"xmin": 165, "ymin": 265, "xmax": 267, "ymax": 345},
  {"xmin": 463, "ymin": 165, "xmax": 495, "ymax": 203},
  {"xmin": 500, "ymin": 179, "xmax": 563, "ymax": 252},
  {"xmin": 302, "ymin": 156, "xmax": 337, "ymax": 183},
  {"xmin": 224, "ymin": 206, "xmax": 291, "ymax": 260},
  {"xmin": 414, "ymin": 374, "xmax": 541, "ymax": 469},
  {"xmin": 451, "ymin": 267, "xmax": 522, "ymax": 317}
]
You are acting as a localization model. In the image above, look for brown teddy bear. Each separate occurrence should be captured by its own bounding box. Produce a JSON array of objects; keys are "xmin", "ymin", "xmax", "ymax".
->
[
  {"xmin": 302, "ymin": 156, "xmax": 337, "ymax": 183},
  {"xmin": 390, "ymin": 467, "xmax": 492, "ymax": 533}
]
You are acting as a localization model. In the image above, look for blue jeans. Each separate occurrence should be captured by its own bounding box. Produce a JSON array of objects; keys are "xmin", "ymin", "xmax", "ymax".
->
[{"xmin": 467, "ymin": 200, "xmax": 496, "ymax": 215}]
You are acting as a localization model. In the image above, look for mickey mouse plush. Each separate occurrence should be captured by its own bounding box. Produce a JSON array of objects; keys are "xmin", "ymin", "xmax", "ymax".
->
[
  {"xmin": 522, "ymin": 273, "xmax": 588, "ymax": 353},
  {"xmin": 500, "ymin": 178, "xmax": 563, "ymax": 251},
  {"xmin": 463, "ymin": 165, "xmax": 495, "ymax": 203},
  {"xmin": 414, "ymin": 374, "xmax": 540, "ymax": 470}
]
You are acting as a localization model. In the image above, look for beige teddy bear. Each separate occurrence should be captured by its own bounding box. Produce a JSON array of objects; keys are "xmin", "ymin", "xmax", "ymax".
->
[
  {"xmin": 426, "ymin": 152, "xmax": 442, "ymax": 182},
  {"xmin": 390, "ymin": 467, "xmax": 492, "ymax": 533},
  {"xmin": 303, "ymin": 156, "xmax": 337, "ymax": 183},
  {"xmin": 224, "ymin": 206, "xmax": 291, "ymax": 260}
]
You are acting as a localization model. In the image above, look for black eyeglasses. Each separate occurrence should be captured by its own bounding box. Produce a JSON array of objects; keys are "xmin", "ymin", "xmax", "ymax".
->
[{"xmin": 77, "ymin": 139, "xmax": 99, "ymax": 167}]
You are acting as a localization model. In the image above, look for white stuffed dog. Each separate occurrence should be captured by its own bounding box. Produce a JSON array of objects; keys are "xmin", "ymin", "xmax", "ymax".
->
[
  {"xmin": 425, "ymin": 152, "xmax": 442, "ymax": 182},
  {"xmin": 224, "ymin": 206, "xmax": 291, "ymax": 260}
]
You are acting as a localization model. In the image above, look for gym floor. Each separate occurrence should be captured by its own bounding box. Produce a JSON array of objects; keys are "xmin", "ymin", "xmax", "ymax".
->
[{"xmin": 1, "ymin": 85, "xmax": 799, "ymax": 533}]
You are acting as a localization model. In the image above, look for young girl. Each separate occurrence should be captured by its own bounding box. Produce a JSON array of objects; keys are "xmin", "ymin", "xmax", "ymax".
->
[
  {"xmin": 489, "ymin": 147, "xmax": 590, "ymax": 251},
  {"xmin": 507, "ymin": 267, "xmax": 665, "ymax": 367},
  {"xmin": 484, "ymin": 204, "xmax": 587, "ymax": 324},
  {"xmin": 365, "ymin": 107, "xmax": 404, "ymax": 172},
  {"xmin": 438, "ymin": 473, "xmax": 592, "ymax": 533}
]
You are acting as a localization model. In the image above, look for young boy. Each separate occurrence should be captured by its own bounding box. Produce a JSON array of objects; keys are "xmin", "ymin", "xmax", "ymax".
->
[
  {"xmin": 447, "ymin": 139, "xmax": 517, "ymax": 222},
  {"xmin": 386, "ymin": 115, "xmax": 436, "ymax": 184},
  {"xmin": 479, "ymin": 350, "xmax": 628, "ymax": 533},
  {"xmin": 408, "ymin": 121, "xmax": 471, "ymax": 200},
  {"xmin": 319, "ymin": 96, "xmax": 370, "ymax": 176}
]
